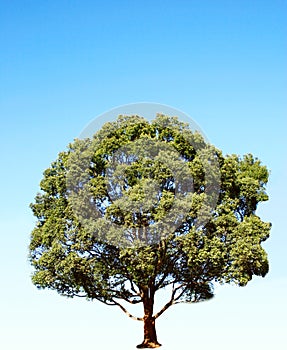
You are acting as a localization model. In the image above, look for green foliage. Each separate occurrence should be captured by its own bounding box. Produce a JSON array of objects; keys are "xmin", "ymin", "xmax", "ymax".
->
[{"xmin": 29, "ymin": 114, "xmax": 271, "ymax": 310}]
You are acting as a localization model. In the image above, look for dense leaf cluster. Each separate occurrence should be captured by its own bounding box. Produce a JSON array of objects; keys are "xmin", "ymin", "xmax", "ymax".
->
[{"xmin": 30, "ymin": 115, "xmax": 270, "ymax": 312}]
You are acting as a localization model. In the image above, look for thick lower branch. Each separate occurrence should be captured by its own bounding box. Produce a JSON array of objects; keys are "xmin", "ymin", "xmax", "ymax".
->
[
  {"xmin": 112, "ymin": 299, "xmax": 143, "ymax": 321},
  {"xmin": 154, "ymin": 284, "xmax": 187, "ymax": 319},
  {"xmin": 154, "ymin": 299, "xmax": 174, "ymax": 319}
]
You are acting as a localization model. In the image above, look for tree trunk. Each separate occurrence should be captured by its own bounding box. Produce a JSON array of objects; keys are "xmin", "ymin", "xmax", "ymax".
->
[{"xmin": 137, "ymin": 287, "xmax": 162, "ymax": 349}]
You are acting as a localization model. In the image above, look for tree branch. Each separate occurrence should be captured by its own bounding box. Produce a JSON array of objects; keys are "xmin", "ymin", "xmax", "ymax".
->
[
  {"xmin": 173, "ymin": 286, "xmax": 188, "ymax": 302},
  {"xmin": 123, "ymin": 268, "xmax": 141, "ymax": 296},
  {"xmin": 154, "ymin": 255, "xmax": 179, "ymax": 290},
  {"xmin": 112, "ymin": 299, "xmax": 143, "ymax": 321},
  {"xmin": 104, "ymin": 286, "xmax": 142, "ymax": 304},
  {"xmin": 154, "ymin": 283, "xmax": 186, "ymax": 319},
  {"xmin": 153, "ymin": 299, "xmax": 174, "ymax": 320}
]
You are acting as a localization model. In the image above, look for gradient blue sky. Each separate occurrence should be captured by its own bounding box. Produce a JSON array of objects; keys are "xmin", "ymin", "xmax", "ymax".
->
[{"xmin": 0, "ymin": 1, "xmax": 286, "ymax": 349}]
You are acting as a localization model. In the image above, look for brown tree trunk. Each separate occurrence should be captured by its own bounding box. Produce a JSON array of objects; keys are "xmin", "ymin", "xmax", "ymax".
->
[{"xmin": 137, "ymin": 287, "xmax": 162, "ymax": 349}]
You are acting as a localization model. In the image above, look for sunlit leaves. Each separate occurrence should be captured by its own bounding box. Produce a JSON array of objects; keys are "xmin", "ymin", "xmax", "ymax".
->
[{"xmin": 29, "ymin": 114, "xmax": 271, "ymax": 308}]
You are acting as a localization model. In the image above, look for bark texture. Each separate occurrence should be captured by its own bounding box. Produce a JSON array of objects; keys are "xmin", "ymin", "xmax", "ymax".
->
[{"xmin": 137, "ymin": 287, "xmax": 161, "ymax": 348}]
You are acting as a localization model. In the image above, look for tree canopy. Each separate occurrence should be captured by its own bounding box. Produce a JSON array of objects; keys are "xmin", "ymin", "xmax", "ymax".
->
[{"xmin": 29, "ymin": 115, "xmax": 271, "ymax": 348}]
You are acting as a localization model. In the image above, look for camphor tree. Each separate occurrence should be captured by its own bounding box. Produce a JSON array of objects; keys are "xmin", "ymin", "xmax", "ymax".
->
[{"xmin": 29, "ymin": 114, "xmax": 271, "ymax": 348}]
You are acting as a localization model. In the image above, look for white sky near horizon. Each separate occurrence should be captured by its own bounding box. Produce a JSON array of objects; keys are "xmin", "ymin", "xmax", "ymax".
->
[{"xmin": 0, "ymin": 1, "xmax": 286, "ymax": 349}]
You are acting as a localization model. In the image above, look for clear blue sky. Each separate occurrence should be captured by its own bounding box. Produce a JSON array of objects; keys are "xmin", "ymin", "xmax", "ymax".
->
[{"xmin": 0, "ymin": 1, "xmax": 286, "ymax": 349}]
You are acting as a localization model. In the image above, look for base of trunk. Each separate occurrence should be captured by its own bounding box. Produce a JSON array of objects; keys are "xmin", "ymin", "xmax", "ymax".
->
[{"xmin": 136, "ymin": 341, "xmax": 162, "ymax": 348}]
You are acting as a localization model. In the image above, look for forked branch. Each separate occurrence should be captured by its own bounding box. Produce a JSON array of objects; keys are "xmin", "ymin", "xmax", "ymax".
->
[{"xmin": 154, "ymin": 283, "xmax": 187, "ymax": 319}]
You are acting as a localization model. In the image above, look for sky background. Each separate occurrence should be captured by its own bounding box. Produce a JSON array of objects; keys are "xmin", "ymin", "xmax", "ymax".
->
[{"xmin": 0, "ymin": 0, "xmax": 286, "ymax": 349}]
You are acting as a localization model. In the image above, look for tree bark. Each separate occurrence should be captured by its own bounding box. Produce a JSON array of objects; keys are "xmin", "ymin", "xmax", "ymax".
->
[{"xmin": 137, "ymin": 287, "xmax": 161, "ymax": 349}]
